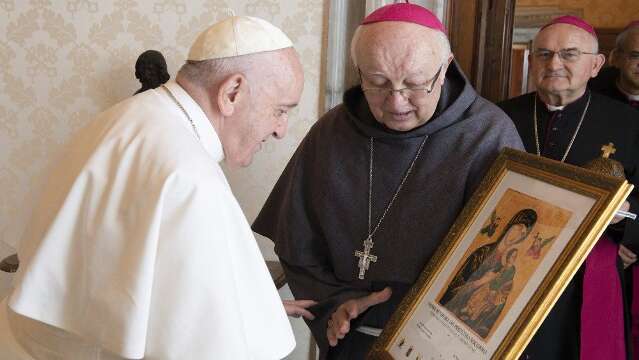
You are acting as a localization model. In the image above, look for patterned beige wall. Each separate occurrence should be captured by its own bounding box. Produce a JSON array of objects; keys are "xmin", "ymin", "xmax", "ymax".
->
[
  {"xmin": 516, "ymin": 0, "xmax": 639, "ymax": 28},
  {"xmin": 0, "ymin": 0, "xmax": 324, "ymax": 261}
]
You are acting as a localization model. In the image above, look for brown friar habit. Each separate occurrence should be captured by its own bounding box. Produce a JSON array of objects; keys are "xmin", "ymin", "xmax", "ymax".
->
[
  {"xmin": 498, "ymin": 90, "xmax": 639, "ymax": 360},
  {"xmin": 253, "ymin": 62, "xmax": 523, "ymax": 359}
]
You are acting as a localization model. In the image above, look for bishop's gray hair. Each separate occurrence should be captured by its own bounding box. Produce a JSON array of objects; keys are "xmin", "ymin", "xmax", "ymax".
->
[
  {"xmin": 532, "ymin": 27, "xmax": 600, "ymax": 53},
  {"xmin": 350, "ymin": 25, "xmax": 452, "ymax": 68},
  {"xmin": 615, "ymin": 26, "xmax": 639, "ymax": 50}
]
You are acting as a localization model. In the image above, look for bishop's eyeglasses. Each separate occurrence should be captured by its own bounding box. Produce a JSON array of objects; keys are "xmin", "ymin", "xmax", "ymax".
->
[
  {"xmin": 359, "ymin": 65, "xmax": 443, "ymax": 100},
  {"xmin": 618, "ymin": 50, "xmax": 639, "ymax": 63},
  {"xmin": 532, "ymin": 48, "xmax": 598, "ymax": 63}
]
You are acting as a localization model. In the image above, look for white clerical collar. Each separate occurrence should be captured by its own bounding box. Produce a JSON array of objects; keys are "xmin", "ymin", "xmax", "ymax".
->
[
  {"xmin": 545, "ymin": 103, "xmax": 565, "ymax": 111},
  {"xmin": 616, "ymin": 81, "xmax": 639, "ymax": 101},
  {"xmin": 161, "ymin": 80, "xmax": 224, "ymax": 163}
]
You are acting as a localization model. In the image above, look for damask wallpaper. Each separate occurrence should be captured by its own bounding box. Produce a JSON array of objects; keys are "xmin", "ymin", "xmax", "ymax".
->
[
  {"xmin": 516, "ymin": 0, "xmax": 639, "ymax": 28},
  {"xmin": 0, "ymin": 0, "xmax": 324, "ymax": 262}
]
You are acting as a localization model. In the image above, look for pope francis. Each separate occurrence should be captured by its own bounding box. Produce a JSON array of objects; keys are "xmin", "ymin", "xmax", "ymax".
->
[{"xmin": 0, "ymin": 15, "xmax": 306, "ymax": 360}]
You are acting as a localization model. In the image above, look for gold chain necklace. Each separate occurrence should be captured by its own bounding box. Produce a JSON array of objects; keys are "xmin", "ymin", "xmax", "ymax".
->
[
  {"xmin": 533, "ymin": 93, "xmax": 590, "ymax": 162},
  {"xmin": 354, "ymin": 135, "xmax": 428, "ymax": 280},
  {"xmin": 162, "ymin": 85, "xmax": 201, "ymax": 141}
]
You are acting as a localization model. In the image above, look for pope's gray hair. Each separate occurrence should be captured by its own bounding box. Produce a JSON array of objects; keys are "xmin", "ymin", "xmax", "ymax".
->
[
  {"xmin": 177, "ymin": 56, "xmax": 251, "ymax": 87},
  {"xmin": 350, "ymin": 25, "xmax": 452, "ymax": 68}
]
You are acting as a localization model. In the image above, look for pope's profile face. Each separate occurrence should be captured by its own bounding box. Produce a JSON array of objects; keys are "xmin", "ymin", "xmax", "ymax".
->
[
  {"xmin": 355, "ymin": 22, "xmax": 450, "ymax": 132},
  {"xmin": 225, "ymin": 48, "xmax": 304, "ymax": 168}
]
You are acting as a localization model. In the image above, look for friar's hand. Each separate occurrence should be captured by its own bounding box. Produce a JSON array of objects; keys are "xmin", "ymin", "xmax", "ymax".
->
[
  {"xmin": 283, "ymin": 299, "xmax": 317, "ymax": 320},
  {"xmin": 611, "ymin": 201, "xmax": 631, "ymax": 224},
  {"xmin": 327, "ymin": 287, "xmax": 392, "ymax": 347},
  {"xmin": 619, "ymin": 244, "xmax": 637, "ymax": 269}
]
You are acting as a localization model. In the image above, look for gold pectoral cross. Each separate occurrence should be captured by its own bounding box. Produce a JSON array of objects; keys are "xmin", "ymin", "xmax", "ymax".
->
[
  {"xmin": 354, "ymin": 236, "xmax": 377, "ymax": 279},
  {"xmin": 601, "ymin": 142, "xmax": 616, "ymax": 158}
]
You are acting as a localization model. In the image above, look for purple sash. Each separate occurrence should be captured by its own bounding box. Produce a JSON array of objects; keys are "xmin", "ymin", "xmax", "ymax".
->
[
  {"xmin": 581, "ymin": 235, "xmax": 625, "ymax": 360},
  {"xmin": 632, "ymin": 265, "xmax": 639, "ymax": 359}
]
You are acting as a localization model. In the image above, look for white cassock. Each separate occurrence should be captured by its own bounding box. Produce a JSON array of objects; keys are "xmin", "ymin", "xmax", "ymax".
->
[{"xmin": 1, "ymin": 80, "xmax": 295, "ymax": 359}]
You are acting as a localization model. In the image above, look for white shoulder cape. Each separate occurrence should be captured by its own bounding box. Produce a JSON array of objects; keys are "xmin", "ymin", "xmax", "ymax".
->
[{"xmin": 9, "ymin": 81, "xmax": 295, "ymax": 359}]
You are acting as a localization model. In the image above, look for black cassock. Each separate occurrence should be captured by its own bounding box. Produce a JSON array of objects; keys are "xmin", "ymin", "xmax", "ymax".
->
[
  {"xmin": 590, "ymin": 67, "xmax": 639, "ymax": 109},
  {"xmin": 254, "ymin": 63, "xmax": 523, "ymax": 359},
  {"xmin": 498, "ymin": 90, "xmax": 639, "ymax": 360}
]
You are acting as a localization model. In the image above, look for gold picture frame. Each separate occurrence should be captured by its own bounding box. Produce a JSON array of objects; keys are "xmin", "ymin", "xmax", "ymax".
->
[{"xmin": 369, "ymin": 148, "xmax": 633, "ymax": 360}]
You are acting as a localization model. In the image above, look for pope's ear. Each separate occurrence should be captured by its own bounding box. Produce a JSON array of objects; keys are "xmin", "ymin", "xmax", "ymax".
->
[{"xmin": 217, "ymin": 73, "xmax": 246, "ymax": 117}]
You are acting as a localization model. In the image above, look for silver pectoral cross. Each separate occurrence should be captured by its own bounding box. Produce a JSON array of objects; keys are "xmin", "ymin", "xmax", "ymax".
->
[{"xmin": 354, "ymin": 236, "xmax": 377, "ymax": 279}]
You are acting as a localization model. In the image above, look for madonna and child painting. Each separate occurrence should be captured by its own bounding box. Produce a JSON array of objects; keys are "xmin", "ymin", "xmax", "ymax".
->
[{"xmin": 438, "ymin": 189, "xmax": 572, "ymax": 339}]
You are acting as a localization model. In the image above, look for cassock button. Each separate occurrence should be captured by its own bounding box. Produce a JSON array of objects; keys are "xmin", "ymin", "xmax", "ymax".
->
[{"xmin": 552, "ymin": 127, "xmax": 558, "ymax": 131}]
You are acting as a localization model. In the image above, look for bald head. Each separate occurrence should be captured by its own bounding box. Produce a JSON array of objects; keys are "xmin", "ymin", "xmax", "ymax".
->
[
  {"xmin": 351, "ymin": 21, "xmax": 451, "ymax": 68},
  {"xmin": 533, "ymin": 23, "xmax": 599, "ymax": 54},
  {"xmin": 350, "ymin": 21, "xmax": 453, "ymax": 132}
]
